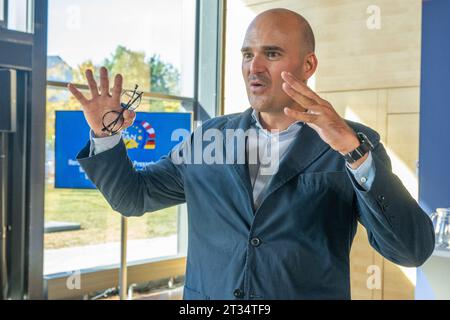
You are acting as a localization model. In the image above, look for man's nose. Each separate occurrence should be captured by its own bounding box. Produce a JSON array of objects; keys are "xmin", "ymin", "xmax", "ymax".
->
[{"xmin": 249, "ymin": 54, "xmax": 267, "ymax": 74}]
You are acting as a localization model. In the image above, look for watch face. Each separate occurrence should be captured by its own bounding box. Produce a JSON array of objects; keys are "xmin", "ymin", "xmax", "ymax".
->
[{"xmin": 357, "ymin": 132, "xmax": 374, "ymax": 149}]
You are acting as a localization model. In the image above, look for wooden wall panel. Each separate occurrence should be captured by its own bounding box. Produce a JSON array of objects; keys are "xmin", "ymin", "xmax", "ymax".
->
[
  {"xmin": 372, "ymin": 251, "xmax": 384, "ymax": 299},
  {"xmin": 237, "ymin": 0, "xmax": 421, "ymax": 91},
  {"xmin": 324, "ymin": 89, "xmax": 386, "ymax": 141},
  {"xmin": 386, "ymin": 113, "xmax": 420, "ymax": 199},
  {"xmin": 382, "ymin": 259, "xmax": 415, "ymax": 300},
  {"xmin": 387, "ymin": 87, "xmax": 421, "ymax": 114},
  {"xmin": 387, "ymin": 113, "xmax": 420, "ymax": 174},
  {"xmin": 349, "ymin": 225, "xmax": 378, "ymax": 300}
]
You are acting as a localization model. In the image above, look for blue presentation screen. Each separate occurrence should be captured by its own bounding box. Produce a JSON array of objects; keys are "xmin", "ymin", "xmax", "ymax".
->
[{"xmin": 55, "ymin": 111, "xmax": 192, "ymax": 189}]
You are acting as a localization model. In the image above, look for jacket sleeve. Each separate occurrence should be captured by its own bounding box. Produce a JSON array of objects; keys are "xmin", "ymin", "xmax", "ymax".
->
[
  {"xmin": 346, "ymin": 137, "xmax": 435, "ymax": 267},
  {"xmin": 76, "ymin": 138, "xmax": 186, "ymax": 217}
]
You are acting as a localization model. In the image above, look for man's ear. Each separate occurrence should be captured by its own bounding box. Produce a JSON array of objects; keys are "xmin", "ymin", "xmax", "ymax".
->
[{"xmin": 303, "ymin": 53, "xmax": 318, "ymax": 80}]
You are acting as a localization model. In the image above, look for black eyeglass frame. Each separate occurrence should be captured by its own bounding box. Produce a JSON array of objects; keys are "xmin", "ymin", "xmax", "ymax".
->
[{"xmin": 101, "ymin": 84, "xmax": 143, "ymax": 135}]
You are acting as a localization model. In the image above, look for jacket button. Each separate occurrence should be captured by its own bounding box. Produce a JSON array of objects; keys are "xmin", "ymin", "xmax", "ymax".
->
[
  {"xmin": 250, "ymin": 237, "xmax": 261, "ymax": 247},
  {"xmin": 378, "ymin": 195, "xmax": 385, "ymax": 201},
  {"xmin": 233, "ymin": 289, "xmax": 244, "ymax": 299}
]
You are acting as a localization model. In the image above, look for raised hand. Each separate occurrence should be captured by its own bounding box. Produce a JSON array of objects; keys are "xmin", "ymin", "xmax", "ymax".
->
[
  {"xmin": 67, "ymin": 67, "xmax": 136, "ymax": 138},
  {"xmin": 280, "ymin": 71, "xmax": 361, "ymax": 153},
  {"xmin": 280, "ymin": 71, "xmax": 369, "ymax": 169}
]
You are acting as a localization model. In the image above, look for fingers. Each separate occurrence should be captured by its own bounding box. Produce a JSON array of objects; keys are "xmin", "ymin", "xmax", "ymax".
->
[
  {"xmin": 112, "ymin": 74, "xmax": 123, "ymax": 101},
  {"xmin": 99, "ymin": 67, "xmax": 110, "ymax": 97},
  {"xmin": 282, "ymin": 82, "xmax": 316, "ymax": 110},
  {"xmin": 85, "ymin": 69, "xmax": 99, "ymax": 98},
  {"xmin": 284, "ymin": 107, "xmax": 318, "ymax": 124},
  {"xmin": 68, "ymin": 83, "xmax": 89, "ymax": 106},
  {"xmin": 281, "ymin": 71, "xmax": 327, "ymax": 105}
]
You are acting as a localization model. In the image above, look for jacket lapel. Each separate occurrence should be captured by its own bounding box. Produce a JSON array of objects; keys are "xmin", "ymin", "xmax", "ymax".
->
[
  {"xmin": 223, "ymin": 108, "xmax": 255, "ymax": 209},
  {"xmin": 222, "ymin": 108, "xmax": 331, "ymax": 213},
  {"xmin": 256, "ymin": 123, "xmax": 331, "ymax": 210}
]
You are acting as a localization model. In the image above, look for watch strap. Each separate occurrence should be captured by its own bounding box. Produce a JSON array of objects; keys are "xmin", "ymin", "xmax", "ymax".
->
[{"xmin": 343, "ymin": 132, "xmax": 374, "ymax": 164}]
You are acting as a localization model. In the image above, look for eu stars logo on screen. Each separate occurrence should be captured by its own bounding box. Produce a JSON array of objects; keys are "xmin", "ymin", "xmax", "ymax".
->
[{"xmin": 54, "ymin": 111, "xmax": 192, "ymax": 189}]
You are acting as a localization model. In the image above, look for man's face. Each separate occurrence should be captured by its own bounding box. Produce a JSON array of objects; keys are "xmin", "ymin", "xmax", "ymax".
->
[{"xmin": 241, "ymin": 16, "xmax": 305, "ymax": 113}]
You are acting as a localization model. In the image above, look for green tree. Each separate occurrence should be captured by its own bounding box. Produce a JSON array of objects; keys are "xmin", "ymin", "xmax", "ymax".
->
[
  {"xmin": 103, "ymin": 45, "xmax": 151, "ymax": 92},
  {"xmin": 148, "ymin": 54, "xmax": 180, "ymax": 95},
  {"xmin": 147, "ymin": 54, "xmax": 181, "ymax": 112},
  {"xmin": 62, "ymin": 46, "xmax": 182, "ymax": 116},
  {"xmin": 72, "ymin": 60, "xmax": 98, "ymax": 85}
]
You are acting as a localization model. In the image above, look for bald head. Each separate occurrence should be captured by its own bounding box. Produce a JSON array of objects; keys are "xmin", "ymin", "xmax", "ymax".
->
[
  {"xmin": 248, "ymin": 8, "xmax": 315, "ymax": 55},
  {"xmin": 241, "ymin": 8, "xmax": 318, "ymax": 114}
]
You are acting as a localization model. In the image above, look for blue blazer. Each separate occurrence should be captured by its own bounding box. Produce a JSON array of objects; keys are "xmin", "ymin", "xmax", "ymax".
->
[{"xmin": 77, "ymin": 107, "xmax": 435, "ymax": 300}]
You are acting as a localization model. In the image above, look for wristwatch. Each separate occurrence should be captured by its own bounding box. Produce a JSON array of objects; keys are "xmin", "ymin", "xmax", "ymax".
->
[{"xmin": 342, "ymin": 132, "xmax": 374, "ymax": 164}]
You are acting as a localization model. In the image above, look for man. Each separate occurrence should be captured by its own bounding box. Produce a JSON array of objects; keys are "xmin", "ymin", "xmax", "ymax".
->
[{"xmin": 69, "ymin": 8, "xmax": 435, "ymax": 299}]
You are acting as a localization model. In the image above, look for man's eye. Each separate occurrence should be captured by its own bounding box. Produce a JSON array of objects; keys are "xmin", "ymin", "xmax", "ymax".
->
[
  {"xmin": 267, "ymin": 52, "xmax": 280, "ymax": 57},
  {"xmin": 267, "ymin": 51, "xmax": 281, "ymax": 58},
  {"xmin": 243, "ymin": 53, "xmax": 253, "ymax": 59}
]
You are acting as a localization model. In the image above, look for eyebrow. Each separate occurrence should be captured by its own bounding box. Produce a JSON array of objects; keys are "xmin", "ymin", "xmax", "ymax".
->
[{"xmin": 240, "ymin": 46, "xmax": 286, "ymax": 53}]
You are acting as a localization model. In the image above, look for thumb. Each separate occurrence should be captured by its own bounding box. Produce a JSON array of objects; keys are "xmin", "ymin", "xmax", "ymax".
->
[
  {"xmin": 124, "ymin": 109, "xmax": 135, "ymax": 119},
  {"xmin": 122, "ymin": 109, "xmax": 136, "ymax": 128}
]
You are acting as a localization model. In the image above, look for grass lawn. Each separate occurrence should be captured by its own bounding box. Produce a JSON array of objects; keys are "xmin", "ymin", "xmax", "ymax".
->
[{"xmin": 44, "ymin": 184, "xmax": 178, "ymax": 249}]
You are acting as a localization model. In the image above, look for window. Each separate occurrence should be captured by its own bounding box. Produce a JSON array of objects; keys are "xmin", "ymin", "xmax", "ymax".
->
[
  {"xmin": 1, "ymin": 0, "xmax": 34, "ymax": 33},
  {"xmin": 0, "ymin": 0, "xmax": 5, "ymax": 27},
  {"xmin": 44, "ymin": 0, "xmax": 196, "ymax": 277}
]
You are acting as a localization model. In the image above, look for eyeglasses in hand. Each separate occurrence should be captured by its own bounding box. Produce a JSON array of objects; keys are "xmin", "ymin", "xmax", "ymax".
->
[{"xmin": 101, "ymin": 84, "xmax": 143, "ymax": 135}]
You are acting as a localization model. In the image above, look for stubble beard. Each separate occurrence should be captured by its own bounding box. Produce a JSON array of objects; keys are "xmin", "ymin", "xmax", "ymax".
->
[{"xmin": 250, "ymin": 95, "xmax": 289, "ymax": 115}]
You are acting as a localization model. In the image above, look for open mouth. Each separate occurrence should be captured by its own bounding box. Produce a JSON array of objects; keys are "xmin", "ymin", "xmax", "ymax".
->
[
  {"xmin": 250, "ymin": 81, "xmax": 265, "ymax": 87},
  {"xmin": 250, "ymin": 82, "xmax": 268, "ymax": 93}
]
